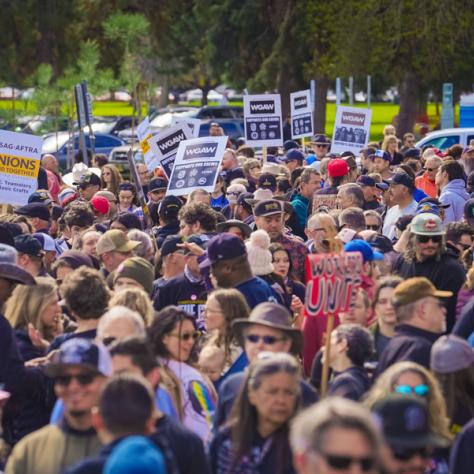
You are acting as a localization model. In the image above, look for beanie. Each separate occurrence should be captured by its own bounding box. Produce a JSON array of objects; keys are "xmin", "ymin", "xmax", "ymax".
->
[
  {"xmin": 114, "ymin": 257, "xmax": 154, "ymax": 295},
  {"xmin": 245, "ymin": 230, "xmax": 274, "ymax": 276}
]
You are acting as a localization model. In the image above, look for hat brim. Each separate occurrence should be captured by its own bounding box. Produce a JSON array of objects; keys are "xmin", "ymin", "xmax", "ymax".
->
[
  {"xmin": 371, "ymin": 250, "xmax": 385, "ymax": 261},
  {"xmin": 63, "ymin": 167, "xmax": 101, "ymax": 187},
  {"xmin": 384, "ymin": 432, "xmax": 450, "ymax": 449},
  {"xmin": 256, "ymin": 210, "xmax": 284, "ymax": 217},
  {"xmin": 432, "ymin": 289, "xmax": 453, "ymax": 299},
  {"xmin": 0, "ymin": 264, "xmax": 36, "ymax": 285},
  {"xmin": 45, "ymin": 362, "xmax": 102, "ymax": 378},
  {"xmin": 411, "ymin": 230, "xmax": 445, "ymax": 236},
  {"xmin": 116, "ymin": 240, "xmax": 141, "ymax": 253},
  {"xmin": 216, "ymin": 221, "xmax": 252, "ymax": 239},
  {"xmin": 232, "ymin": 319, "xmax": 303, "ymax": 355}
]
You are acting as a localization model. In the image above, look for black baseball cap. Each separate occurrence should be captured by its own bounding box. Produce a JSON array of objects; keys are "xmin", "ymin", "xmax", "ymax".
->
[
  {"xmin": 254, "ymin": 199, "xmax": 283, "ymax": 217},
  {"xmin": 357, "ymin": 175, "xmax": 376, "ymax": 187},
  {"xmin": 183, "ymin": 234, "xmax": 206, "ymax": 255},
  {"xmin": 372, "ymin": 395, "xmax": 449, "ymax": 448},
  {"xmin": 73, "ymin": 171, "xmax": 101, "ymax": 188},
  {"xmin": 386, "ymin": 172, "xmax": 415, "ymax": 190},
  {"xmin": 404, "ymin": 148, "xmax": 421, "ymax": 159},
  {"xmin": 311, "ymin": 134, "xmax": 330, "ymax": 145},
  {"xmin": 14, "ymin": 203, "xmax": 51, "ymax": 221},
  {"xmin": 14, "ymin": 234, "xmax": 44, "ymax": 258},
  {"xmin": 158, "ymin": 195, "xmax": 182, "ymax": 218},
  {"xmin": 201, "ymin": 233, "xmax": 247, "ymax": 266},
  {"xmin": 160, "ymin": 235, "xmax": 183, "ymax": 258},
  {"xmin": 149, "ymin": 177, "xmax": 168, "ymax": 192},
  {"xmin": 366, "ymin": 233, "xmax": 393, "ymax": 254},
  {"xmin": 258, "ymin": 173, "xmax": 277, "ymax": 191},
  {"xmin": 237, "ymin": 192, "xmax": 253, "ymax": 213}
]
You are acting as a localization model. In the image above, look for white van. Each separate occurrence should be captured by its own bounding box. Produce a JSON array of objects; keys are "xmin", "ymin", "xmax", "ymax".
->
[{"xmin": 415, "ymin": 128, "xmax": 474, "ymax": 151}]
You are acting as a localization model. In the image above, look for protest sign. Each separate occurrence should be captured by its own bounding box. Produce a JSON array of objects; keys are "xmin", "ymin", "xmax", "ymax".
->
[
  {"xmin": 0, "ymin": 130, "xmax": 42, "ymax": 206},
  {"xmin": 137, "ymin": 117, "xmax": 159, "ymax": 171},
  {"xmin": 171, "ymin": 116, "xmax": 201, "ymax": 138},
  {"xmin": 243, "ymin": 94, "xmax": 283, "ymax": 147},
  {"xmin": 166, "ymin": 136, "xmax": 228, "ymax": 196},
  {"xmin": 330, "ymin": 106, "xmax": 372, "ymax": 155},
  {"xmin": 149, "ymin": 123, "xmax": 193, "ymax": 179},
  {"xmin": 312, "ymin": 193, "xmax": 338, "ymax": 214},
  {"xmin": 290, "ymin": 90, "xmax": 314, "ymax": 139}
]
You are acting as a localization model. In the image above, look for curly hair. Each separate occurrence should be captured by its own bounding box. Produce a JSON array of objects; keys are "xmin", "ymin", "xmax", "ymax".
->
[
  {"xmin": 403, "ymin": 232, "xmax": 446, "ymax": 263},
  {"xmin": 62, "ymin": 267, "xmax": 110, "ymax": 319},
  {"xmin": 63, "ymin": 202, "xmax": 95, "ymax": 229},
  {"xmin": 334, "ymin": 324, "xmax": 374, "ymax": 367},
  {"xmin": 364, "ymin": 361, "xmax": 452, "ymax": 442},
  {"xmin": 178, "ymin": 202, "xmax": 217, "ymax": 232},
  {"xmin": 109, "ymin": 287, "xmax": 154, "ymax": 326}
]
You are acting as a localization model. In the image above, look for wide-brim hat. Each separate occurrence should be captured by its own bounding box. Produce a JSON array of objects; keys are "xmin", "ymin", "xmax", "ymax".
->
[
  {"xmin": 232, "ymin": 302, "xmax": 303, "ymax": 354},
  {"xmin": 62, "ymin": 165, "xmax": 101, "ymax": 187},
  {"xmin": 216, "ymin": 220, "xmax": 252, "ymax": 239},
  {"xmin": 0, "ymin": 263, "xmax": 36, "ymax": 285},
  {"xmin": 245, "ymin": 188, "xmax": 274, "ymax": 206}
]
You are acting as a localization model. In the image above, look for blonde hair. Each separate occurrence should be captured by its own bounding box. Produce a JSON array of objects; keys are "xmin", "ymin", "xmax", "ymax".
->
[
  {"xmin": 464, "ymin": 265, "xmax": 474, "ymax": 291},
  {"xmin": 109, "ymin": 287, "xmax": 154, "ymax": 326},
  {"xmin": 381, "ymin": 134, "xmax": 398, "ymax": 152},
  {"xmin": 5, "ymin": 277, "xmax": 58, "ymax": 339},
  {"xmin": 364, "ymin": 361, "xmax": 452, "ymax": 441},
  {"xmin": 307, "ymin": 212, "xmax": 337, "ymax": 238}
]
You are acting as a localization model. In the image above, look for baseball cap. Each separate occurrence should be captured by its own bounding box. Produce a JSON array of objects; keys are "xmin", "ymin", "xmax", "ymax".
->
[
  {"xmin": 328, "ymin": 159, "xmax": 350, "ymax": 178},
  {"xmin": 28, "ymin": 190, "xmax": 52, "ymax": 205},
  {"xmin": 404, "ymin": 148, "xmax": 421, "ymax": 159},
  {"xmin": 343, "ymin": 155, "xmax": 357, "ymax": 170},
  {"xmin": 56, "ymin": 250, "xmax": 94, "ymax": 271},
  {"xmin": 284, "ymin": 149, "xmax": 305, "ymax": 163},
  {"xmin": 148, "ymin": 177, "xmax": 168, "ymax": 192},
  {"xmin": 74, "ymin": 171, "xmax": 101, "ymax": 188},
  {"xmin": 158, "ymin": 195, "xmax": 182, "ymax": 219},
  {"xmin": 33, "ymin": 233, "xmax": 56, "ymax": 252},
  {"xmin": 90, "ymin": 196, "xmax": 110, "ymax": 215},
  {"xmin": 372, "ymin": 394, "xmax": 449, "ymax": 448},
  {"xmin": 14, "ymin": 234, "xmax": 44, "ymax": 258},
  {"xmin": 160, "ymin": 235, "xmax": 184, "ymax": 258},
  {"xmin": 46, "ymin": 338, "xmax": 112, "ymax": 377},
  {"xmin": 96, "ymin": 230, "xmax": 140, "ymax": 256},
  {"xmin": 344, "ymin": 239, "xmax": 384, "ymax": 262},
  {"xmin": 416, "ymin": 202, "xmax": 440, "ymax": 216},
  {"xmin": 14, "ymin": 203, "xmax": 50, "ymax": 221},
  {"xmin": 95, "ymin": 190, "xmax": 117, "ymax": 204},
  {"xmin": 283, "ymin": 140, "xmax": 299, "ymax": 152},
  {"xmin": 376, "ymin": 181, "xmax": 390, "ymax": 192},
  {"xmin": 392, "ymin": 277, "xmax": 452, "ymax": 306},
  {"xmin": 366, "ymin": 234, "xmax": 393, "ymax": 254},
  {"xmin": 430, "ymin": 335, "xmax": 474, "ymax": 374},
  {"xmin": 114, "ymin": 257, "xmax": 155, "ymax": 295},
  {"xmin": 182, "ymin": 234, "xmax": 206, "ymax": 255},
  {"xmin": 254, "ymin": 199, "xmax": 283, "ymax": 217},
  {"xmin": 410, "ymin": 213, "xmax": 445, "ymax": 236},
  {"xmin": 386, "ymin": 172, "xmax": 415, "ymax": 190},
  {"xmin": 310, "ymin": 134, "xmax": 330, "ymax": 145},
  {"xmin": 258, "ymin": 173, "xmax": 277, "ymax": 191},
  {"xmin": 357, "ymin": 175, "xmax": 376, "ymax": 187},
  {"xmin": 369, "ymin": 149, "xmax": 391, "ymax": 162},
  {"xmin": 0, "ymin": 244, "xmax": 36, "ymax": 285},
  {"xmin": 202, "ymin": 233, "xmax": 247, "ymax": 266},
  {"xmin": 237, "ymin": 192, "xmax": 254, "ymax": 213},
  {"xmin": 418, "ymin": 197, "xmax": 450, "ymax": 209}
]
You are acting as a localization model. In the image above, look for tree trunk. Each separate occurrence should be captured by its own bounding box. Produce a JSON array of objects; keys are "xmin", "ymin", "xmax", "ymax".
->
[
  {"xmin": 158, "ymin": 74, "xmax": 169, "ymax": 108},
  {"xmin": 314, "ymin": 77, "xmax": 329, "ymax": 134},
  {"xmin": 201, "ymin": 82, "xmax": 211, "ymax": 106},
  {"xmin": 397, "ymin": 71, "xmax": 420, "ymax": 137}
]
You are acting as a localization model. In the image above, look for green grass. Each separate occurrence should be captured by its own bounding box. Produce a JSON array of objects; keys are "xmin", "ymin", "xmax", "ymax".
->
[{"xmin": 0, "ymin": 99, "xmax": 460, "ymax": 142}]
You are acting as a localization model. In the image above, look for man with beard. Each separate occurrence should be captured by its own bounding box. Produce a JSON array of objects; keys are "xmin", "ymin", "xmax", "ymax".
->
[
  {"xmin": 6, "ymin": 339, "xmax": 110, "ymax": 474},
  {"xmin": 393, "ymin": 213, "xmax": 465, "ymax": 332}
]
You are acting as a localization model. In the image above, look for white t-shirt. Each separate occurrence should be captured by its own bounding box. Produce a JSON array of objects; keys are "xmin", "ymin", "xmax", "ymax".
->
[{"xmin": 382, "ymin": 200, "xmax": 418, "ymax": 240}]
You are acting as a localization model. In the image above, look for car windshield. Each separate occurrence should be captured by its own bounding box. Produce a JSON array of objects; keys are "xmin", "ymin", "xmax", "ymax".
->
[
  {"xmin": 149, "ymin": 110, "xmax": 197, "ymax": 129},
  {"xmin": 91, "ymin": 122, "xmax": 116, "ymax": 134},
  {"xmin": 42, "ymin": 133, "xmax": 70, "ymax": 153}
]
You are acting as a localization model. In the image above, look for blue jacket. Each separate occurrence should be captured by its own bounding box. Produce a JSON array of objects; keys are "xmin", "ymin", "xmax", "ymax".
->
[
  {"xmin": 291, "ymin": 194, "xmax": 310, "ymax": 228},
  {"xmin": 439, "ymin": 179, "xmax": 469, "ymax": 223}
]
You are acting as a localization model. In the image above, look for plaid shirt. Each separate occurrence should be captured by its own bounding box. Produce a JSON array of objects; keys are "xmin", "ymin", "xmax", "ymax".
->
[{"xmin": 277, "ymin": 234, "xmax": 308, "ymax": 283}]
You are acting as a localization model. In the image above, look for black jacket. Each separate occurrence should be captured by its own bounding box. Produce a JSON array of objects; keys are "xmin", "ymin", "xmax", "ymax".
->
[
  {"xmin": 153, "ymin": 222, "xmax": 180, "ymax": 249},
  {"xmin": 328, "ymin": 366, "xmax": 371, "ymax": 401},
  {"xmin": 393, "ymin": 250, "xmax": 466, "ymax": 331},
  {"xmin": 453, "ymin": 297, "xmax": 474, "ymax": 339},
  {"xmin": 376, "ymin": 324, "xmax": 440, "ymax": 375},
  {"xmin": 450, "ymin": 418, "xmax": 474, "ymax": 474}
]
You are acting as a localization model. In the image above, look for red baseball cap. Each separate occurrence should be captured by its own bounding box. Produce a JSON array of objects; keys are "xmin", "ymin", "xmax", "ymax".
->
[
  {"xmin": 328, "ymin": 159, "xmax": 350, "ymax": 178},
  {"xmin": 90, "ymin": 195, "xmax": 110, "ymax": 215}
]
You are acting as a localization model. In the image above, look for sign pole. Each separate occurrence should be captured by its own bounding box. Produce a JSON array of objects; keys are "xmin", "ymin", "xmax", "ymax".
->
[
  {"xmin": 74, "ymin": 85, "xmax": 89, "ymax": 167},
  {"xmin": 262, "ymin": 144, "xmax": 267, "ymax": 164},
  {"xmin": 336, "ymin": 78, "xmax": 342, "ymax": 107},
  {"xmin": 349, "ymin": 76, "xmax": 354, "ymax": 106},
  {"xmin": 320, "ymin": 312, "xmax": 335, "ymax": 397},
  {"xmin": 127, "ymin": 148, "xmax": 151, "ymax": 229},
  {"xmin": 367, "ymin": 75, "xmax": 371, "ymax": 109}
]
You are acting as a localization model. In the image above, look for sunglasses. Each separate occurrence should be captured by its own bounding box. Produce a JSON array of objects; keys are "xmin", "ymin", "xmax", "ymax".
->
[
  {"xmin": 314, "ymin": 144, "xmax": 329, "ymax": 148},
  {"xmin": 366, "ymin": 225, "xmax": 380, "ymax": 231},
  {"xmin": 394, "ymin": 384, "xmax": 430, "ymax": 397},
  {"xmin": 424, "ymin": 167, "xmax": 438, "ymax": 172},
  {"xmin": 321, "ymin": 453, "xmax": 375, "ymax": 471},
  {"xmin": 417, "ymin": 235, "xmax": 442, "ymax": 243},
  {"xmin": 245, "ymin": 334, "xmax": 285, "ymax": 345},
  {"xmin": 55, "ymin": 373, "xmax": 96, "ymax": 387},
  {"xmin": 169, "ymin": 331, "xmax": 200, "ymax": 342},
  {"xmin": 102, "ymin": 336, "xmax": 117, "ymax": 347},
  {"xmin": 392, "ymin": 446, "xmax": 432, "ymax": 461}
]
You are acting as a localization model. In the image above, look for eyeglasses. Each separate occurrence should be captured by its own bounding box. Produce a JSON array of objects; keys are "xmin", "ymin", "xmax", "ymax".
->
[
  {"xmin": 392, "ymin": 446, "xmax": 432, "ymax": 461},
  {"xmin": 394, "ymin": 384, "xmax": 430, "ymax": 397},
  {"xmin": 245, "ymin": 334, "xmax": 285, "ymax": 345},
  {"xmin": 204, "ymin": 307, "xmax": 222, "ymax": 314},
  {"xmin": 55, "ymin": 373, "xmax": 96, "ymax": 386},
  {"xmin": 424, "ymin": 167, "xmax": 438, "ymax": 172},
  {"xmin": 102, "ymin": 172, "xmax": 112, "ymax": 176},
  {"xmin": 417, "ymin": 235, "xmax": 442, "ymax": 243},
  {"xmin": 102, "ymin": 336, "xmax": 117, "ymax": 347},
  {"xmin": 227, "ymin": 191, "xmax": 241, "ymax": 196},
  {"xmin": 320, "ymin": 453, "xmax": 375, "ymax": 471},
  {"xmin": 169, "ymin": 331, "xmax": 200, "ymax": 342},
  {"xmin": 366, "ymin": 224, "xmax": 380, "ymax": 231}
]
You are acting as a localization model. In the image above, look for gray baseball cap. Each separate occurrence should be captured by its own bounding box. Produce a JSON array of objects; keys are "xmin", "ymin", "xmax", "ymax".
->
[{"xmin": 430, "ymin": 335, "xmax": 474, "ymax": 374}]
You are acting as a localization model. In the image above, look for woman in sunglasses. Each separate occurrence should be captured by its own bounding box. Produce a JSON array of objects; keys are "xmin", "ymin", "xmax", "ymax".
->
[
  {"xmin": 148, "ymin": 306, "xmax": 216, "ymax": 442},
  {"xmin": 100, "ymin": 163, "xmax": 122, "ymax": 197},
  {"xmin": 210, "ymin": 353, "xmax": 301, "ymax": 474},
  {"xmin": 365, "ymin": 361, "xmax": 453, "ymax": 472}
]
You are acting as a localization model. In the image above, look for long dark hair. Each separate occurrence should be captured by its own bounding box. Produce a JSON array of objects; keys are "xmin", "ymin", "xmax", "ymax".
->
[
  {"xmin": 229, "ymin": 353, "xmax": 301, "ymax": 472},
  {"xmin": 148, "ymin": 306, "xmax": 198, "ymax": 363}
]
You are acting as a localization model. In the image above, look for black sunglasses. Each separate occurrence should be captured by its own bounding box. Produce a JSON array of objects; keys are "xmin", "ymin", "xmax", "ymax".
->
[
  {"xmin": 245, "ymin": 334, "xmax": 285, "ymax": 345},
  {"xmin": 392, "ymin": 446, "xmax": 432, "ymax": 461},
  {"xmin": 366, "ymin": 224, "xmax": 380, "ymax": 231},
  {"xmin": 417, "ymin": 235, "xmax": 442, "ymax": 243},
  {"xmin": 102, "ymin": 336, "xmax": 117, "ymax": 347},
  {"xmin": 323, "ymin": 453, "xmax": 375, "ymax": 471},
  {"xmin": 55, "ymin": 373, "xmax": 96, "ymax": 387}
]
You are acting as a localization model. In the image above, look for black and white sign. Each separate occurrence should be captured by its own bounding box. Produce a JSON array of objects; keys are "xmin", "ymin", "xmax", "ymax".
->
[
  {"xmin": 330, "ymin": 106, "xmax": 372, "ymax": 155},
  {"xmin": 243, "ymin": 94, "xmax": 283, "ymax": 147},
  {"xmin": 290, "ymin": 89, "xmax": 313, "ymax": 139},
  {"xmin": 149, "ymin": 123, "xmax": 193, "ymax": 179},
  {"xmin": 171, "ymin": 116, "xmax": 201, "ymax": 138},
  {"xmin": 166, "ymin": 136, "xmax": 228, "ymax": 196}
]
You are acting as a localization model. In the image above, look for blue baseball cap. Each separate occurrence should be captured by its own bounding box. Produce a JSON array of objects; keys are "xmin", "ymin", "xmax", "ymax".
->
[
  {"xmin": 416, "ymin": 202, "xmax": 440, "ymax": 216},
  {"xmin": 283, "ymin": 140, "xmax": 299, "ymax": 152},
  {"xmin": 201, "ymin": 232, "xmax": 247, "ymax": 267},
  {"xmin": 283, "ymin": 149, "xmax": 305, "ymax": 163},
  {"xmin": 369, "ymin": 150, "xmax": 391, "ymax": 162},
  {"xmin": 357, "ymin": 175, "xmax": 376, "ymax": 187},
  {"xmin": 344, "ymin": 239, "xmax": 384, "ymax": 262}
]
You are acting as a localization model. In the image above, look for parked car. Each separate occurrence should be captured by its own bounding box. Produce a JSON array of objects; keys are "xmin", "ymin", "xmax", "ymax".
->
[
  {"xmin": 42, "ymin": 132, "xmax": 125, "ymax": 171},
  {"xmin": 90, "ymin": 116, "xmax": 136, "ymax": 136},
  {"xmin": 22, "ymin": 116, "xmax": 69, "ymax": 135},
  {"xmin": 195, "ymin": 105, "xmax": 243, "ymax": 119},
  {"xmin": 415, "ymin": 128, "xmax": 474, "ymax": 150},
  {"xmin": 108, "ymin": 144, "xmax": 144, "ymax": 179},
  {"xmin": 198, "ymin": 118, "xmax": 245, "ymax": 143}
]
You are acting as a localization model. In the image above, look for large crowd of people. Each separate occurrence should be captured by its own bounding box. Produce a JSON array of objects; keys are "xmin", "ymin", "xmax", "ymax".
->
[{"xmin": 0, "ymin": 126, "xmax": 474, "ymax": 473}]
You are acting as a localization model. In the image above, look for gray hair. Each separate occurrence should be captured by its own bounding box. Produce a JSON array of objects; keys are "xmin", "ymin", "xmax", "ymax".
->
[
  {"xmin": 97, "ymin": 305, "xmax": 146, "ymax": 340},
  {"xmin": 339, "ymin": 207, "xmax": 366, "ymax": 232},
  {"xmin": 394, "ymin": 300, "xmax": 418, "ymax": 323},
  {"xmin": 363, "ymin": 210, "xmax": 383, "ymax": 227},
  {"xmin": 339, "ymin": 183, "xmax": 365, "ymax": 208},
  {"xmin": 127, "ymin": 230, "xmax": 154, "ymax": 260}
]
